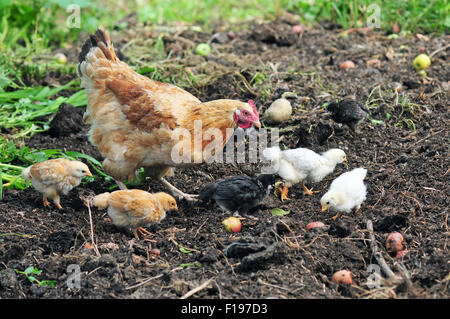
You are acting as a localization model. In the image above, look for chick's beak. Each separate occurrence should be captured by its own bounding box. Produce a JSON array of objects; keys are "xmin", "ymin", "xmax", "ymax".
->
[
  {"xmin": 321, "ymin": 205, "xmax": 329, "ymax": 213},
  {"xmin": 86, "ymin": 171, "xmax": 93, "ymax": 177},
  {"xmin": 343, "ymin": 157, "xmax": 347, "ymax": 162}
]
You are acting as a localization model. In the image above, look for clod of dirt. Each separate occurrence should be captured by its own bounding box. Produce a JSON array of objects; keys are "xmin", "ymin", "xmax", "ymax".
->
[
  {"xmin": 295, "ymin": 122, "xmax": 333, "ymax": 147},
  {"xmin": 328, "ymin": 220, "xmax": 352, "ymax": 238},
  {"xmin": 374, "ymin": 214, "xmax": 408, "ymax": 232},
  {"xmin": 199, "ymin": 247, "xmax": 220, "ymax": 263},
  {"xmin": 225, "ymin": 241, "xmax": 266, "ymax": 259},
  {"xmin": 237, "ymin": 242, "xmax": 286, "ymax": 272},
  {"xmin": 45, "ymin": 228, "xmax": 78, "ymax": 254},
  {"xmin": 47, "ymin": 104, "xmax": 85, "ymax": 137},
  {"xmin": 250, "ymin": 22, "xmax": 298, "ymax": 46},
  {"xmin": 4, "ymin": 244, "xmax": 25, "ymax": 262},
  {"xmin": 0, "ymin": 269, "xmax": 18, "ymax": 288}
]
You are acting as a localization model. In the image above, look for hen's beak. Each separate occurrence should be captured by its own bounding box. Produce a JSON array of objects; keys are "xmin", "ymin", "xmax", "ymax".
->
[
  {"xmin": 343, "ymin": 156, "xmax": 347, "ymax": 162},
  {"xmin": 252, "ymin": 120, "xmax": 262, "ymax": 129},
  {"xmin": 321, "ymin": 205, "xmax": 329, "ymax": 213}
]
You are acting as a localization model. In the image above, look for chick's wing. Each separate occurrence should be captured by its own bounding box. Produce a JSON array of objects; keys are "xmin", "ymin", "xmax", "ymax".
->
[
  {"xmin": 214, "ymin": 176, "xmax": 262, "ymax": 202},
  {"xmin": 30, "ymin": 159, "xmax": 69, "ymax": 185},
  {"xmin": 283, "ymin": 148, "xmax": 325, "ymax": 172},
  {"xmin": 108, "ymin": 190, "xmax": 160, "ymax": 221}
]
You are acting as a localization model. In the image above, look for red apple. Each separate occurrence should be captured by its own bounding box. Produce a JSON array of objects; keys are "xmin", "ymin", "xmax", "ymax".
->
[
  {"xmin": 223, "ymin": 217, "xmax": 242, "ymax": 233},
  {"xmin": 306, "ymin": 221, "xmax": 326, "ymax": 230},
  {"xmin": 331, "ymin": 270, "xmax": 353, "ymax": 285}
]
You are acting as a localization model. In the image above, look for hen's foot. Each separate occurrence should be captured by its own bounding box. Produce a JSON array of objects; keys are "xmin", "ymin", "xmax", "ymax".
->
[
  {"xmin": 160, "ymin": 178, "xmax": 198, "ymax": 202},
  {"xmin": 115, "ymin": 179, "xmax": 128, "ymax": 190}
]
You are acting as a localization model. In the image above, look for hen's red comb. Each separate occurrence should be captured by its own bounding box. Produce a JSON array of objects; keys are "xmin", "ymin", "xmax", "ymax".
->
[{"xmin": 248, "ymin": 100, "xmax": 258, "ymax": 116}]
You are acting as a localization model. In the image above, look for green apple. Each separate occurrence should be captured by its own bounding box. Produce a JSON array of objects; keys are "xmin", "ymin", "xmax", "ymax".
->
[
  {"xmin": 195, "ymin": 43, "xmax": 211, "ymax": 56},
  {"xmin": 413, "ymin": 54, "xmax": 431, "ymax": 71}
]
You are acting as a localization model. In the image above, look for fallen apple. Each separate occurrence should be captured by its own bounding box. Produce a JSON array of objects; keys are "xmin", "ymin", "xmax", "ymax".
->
[
  {"xmin": 331, "ymin": 270, "xmax": 353, "ymax": 285},
  {"xmin": 195, "ymin": 43, "xmax": 211, "ymax": 56},
  {"xmin": 306, "ymin": 221, "xmax": 326, "ymax": 230},
  {"xmin": 223, "ymin": 217, "xmax": 242, "ymax": 233},
  {"xmin": 413, "ymin": 54, "xmax": 431, "ymax": 71}
]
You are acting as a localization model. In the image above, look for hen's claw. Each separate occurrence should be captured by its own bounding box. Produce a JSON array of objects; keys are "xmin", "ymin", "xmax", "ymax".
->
[{"xmin": 160, "ymin": 177, "xmax": 199, "ymax": 202}]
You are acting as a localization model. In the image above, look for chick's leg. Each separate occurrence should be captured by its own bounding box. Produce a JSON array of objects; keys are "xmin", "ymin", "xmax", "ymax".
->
[
  {"xmin": 43, "ymin": 196, "xmax": 50, "ymax": 207},
  {"xmin": 301, "ymin": 183, "xmax": 319, "ymax": 196},
  {"xmin": 160, "ymin": 177, "xmax": 198, "ymax": 202},
  {"xmin": 53, "ymin": 195, "xmax": 62, "ymax": 210},
  {"xmin": 330, "ymin": 212, "xmax": 342, "ymax": 220},
  {"xmin": 275, "ymin": 182, "xmax": 290, "ymax": 201}
]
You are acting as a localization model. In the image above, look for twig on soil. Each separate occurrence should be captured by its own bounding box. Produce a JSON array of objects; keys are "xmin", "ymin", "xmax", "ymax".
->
[
  {"xmin": 82, "ymin": 196, "xmax": 101, "ymax": 257},
  {"xmin": 366, "ymin": 219, "xmax": 397, "ymax": 280},
  {"xmin": 429, "ymin": 44, "xmax": 450, "ymax": 58},
  {"xmin": 125, "ymin": 273, "xmax": 164, "ymax": 290},
  {"xmin": 193, "ymin": 218, "xmax": 208, "ymax": 238},
  {"xmin": 180, "ymin": 278, "xmax": 214, "ymax": 299}
]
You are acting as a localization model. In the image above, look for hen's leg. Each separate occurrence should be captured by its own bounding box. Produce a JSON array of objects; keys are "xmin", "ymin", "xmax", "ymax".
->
[
  {"xmin": 160, "ymin": 177, "xmax": 198, "ymax": 202},
  {"xmin": 115, "ymin": 179, "xmax": 128, "ymax": 190}
]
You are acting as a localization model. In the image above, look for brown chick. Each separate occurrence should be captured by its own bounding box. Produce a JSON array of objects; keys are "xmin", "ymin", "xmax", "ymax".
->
[
  {"xmin": 22, "ymin": 158, "xmax": 92, "ymax": 209},
  {"xmin": 92, "ymin": 190, "xmax": 178, "ymax": 239}
]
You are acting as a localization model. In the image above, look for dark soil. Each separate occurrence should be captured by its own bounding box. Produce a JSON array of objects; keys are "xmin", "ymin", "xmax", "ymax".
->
[{"xmin": 1, "ymin": 20, "xmax": 449, "ymax": 299}]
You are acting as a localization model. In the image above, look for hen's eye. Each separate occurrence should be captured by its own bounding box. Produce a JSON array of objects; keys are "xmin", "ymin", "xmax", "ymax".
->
[{"xmin": 243, "ymin": 111, "xmax": 248, "ymax": 115}]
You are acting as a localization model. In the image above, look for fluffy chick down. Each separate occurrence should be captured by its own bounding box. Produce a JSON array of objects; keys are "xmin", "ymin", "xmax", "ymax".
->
[
  {"xmin": 92, "ymin": 190, "xmax": 178, "ymax": 234},
  {"xmin": 320, "ymin": 167, "xmax": 367, "ymax": 214},
  {"xmin": 199, "ymin": 174, "xmax": 276, "ymax": 215},
  {"xmin": 22, "ymin": 158, "xmax": 92, "ymax": 209},
  {"xmin": 263, "ymin": 146, "xmax": 346, "ymax": 188}
]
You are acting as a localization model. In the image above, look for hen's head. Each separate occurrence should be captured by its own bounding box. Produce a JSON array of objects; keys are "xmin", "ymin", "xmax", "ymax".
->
[
  {"xmin": 233, "ymin": 100, "xmax": 261, "ymax": 129},
  {"xmin": 67, "ymin": 161, "xmax": 93, "ymax": 178}
]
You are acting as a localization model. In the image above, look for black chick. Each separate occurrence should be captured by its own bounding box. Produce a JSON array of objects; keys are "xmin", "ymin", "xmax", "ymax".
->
[
  {"xmin": 200, "ymin": 174, "xmax": 276, "ymax": 216},
  {"xmin": 327, "ymin": 100, "xmax": 369, "ymax": 132}
]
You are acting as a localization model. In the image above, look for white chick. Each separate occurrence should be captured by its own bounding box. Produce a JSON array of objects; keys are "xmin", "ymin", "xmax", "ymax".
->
[
  {"xmin": 262, "ymin": 146, "xmax": 346, "ymax": 201},
  {"xmin": 320, "ymin": 167, "xmax": 367, "ymax": 219},
  {"xmin": 22, "ymin": 158, "xmax": 92, "ymax": 209}
]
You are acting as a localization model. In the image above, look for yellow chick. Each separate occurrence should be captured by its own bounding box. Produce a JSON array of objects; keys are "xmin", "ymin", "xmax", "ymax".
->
[
  {"xmin": 92, "ymin": 189, "xmax": 178, "ymax": 239},
  {"xmin": 22, "ymin": 158, "xmax": 92, "ymax": 209}
]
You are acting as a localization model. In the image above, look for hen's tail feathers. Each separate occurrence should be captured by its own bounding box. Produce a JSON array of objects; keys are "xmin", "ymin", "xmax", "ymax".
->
[
  {"xmin": 199, "ymin": 183, "xmax": 218, "ymax": 203},
  {"xmin": 92, "ymin": 192, "xmax": 111, "ymax": 209},
  {"xmin": 78, "ymin": 29, "xmax": 117, "ymax": 74},
  {"xmin": 21, "ymin": 166, "xmax": 32, "ymax": 181}
]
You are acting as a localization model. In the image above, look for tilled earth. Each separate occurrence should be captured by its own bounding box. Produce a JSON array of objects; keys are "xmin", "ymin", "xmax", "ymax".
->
[{"xmin": 0, "ymin": 19, "xmax": 449, "ymax": 299}]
